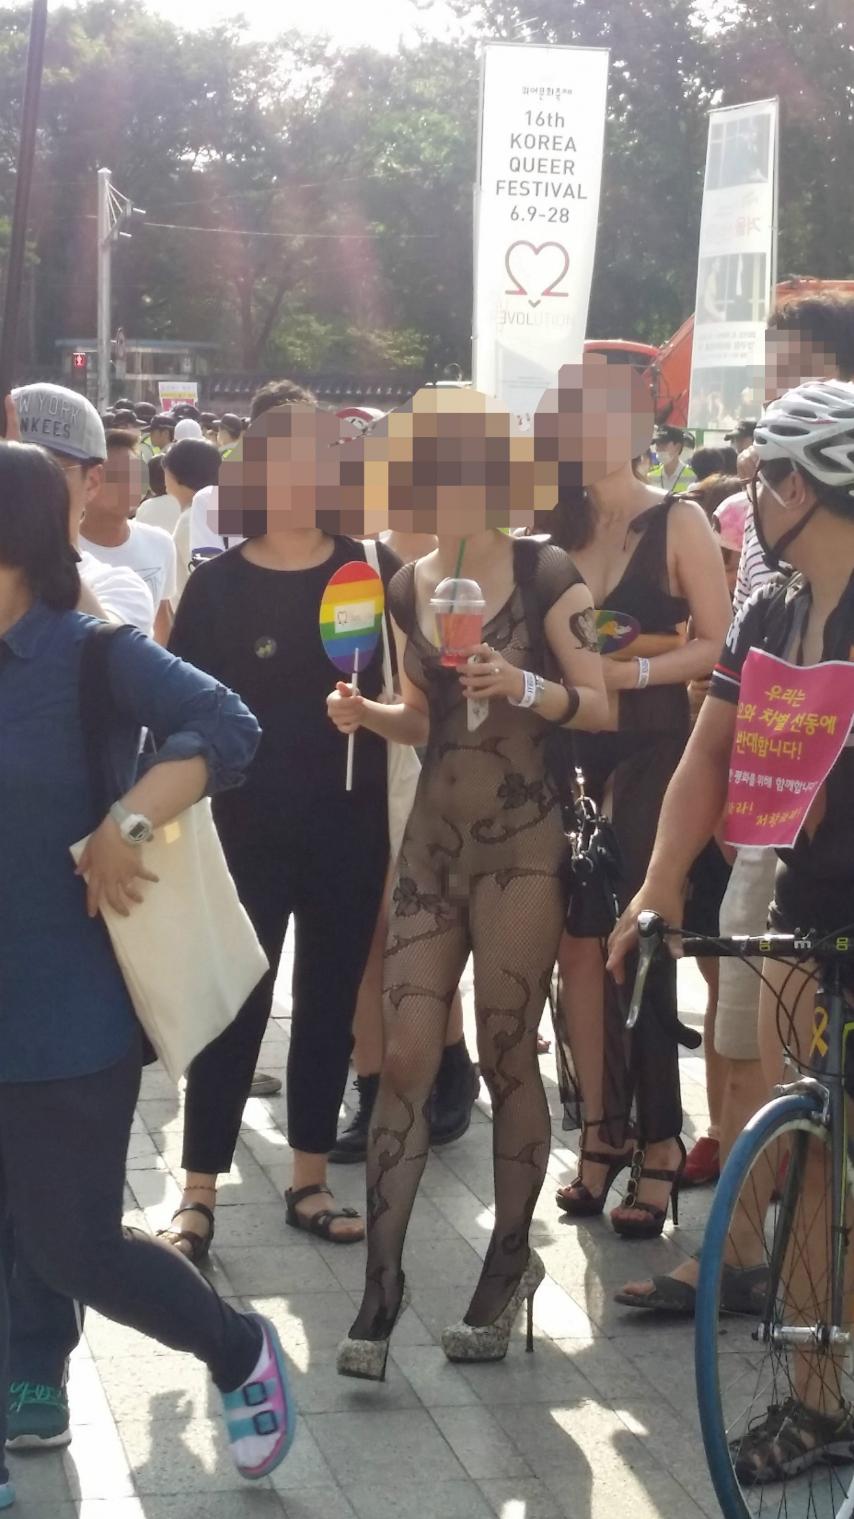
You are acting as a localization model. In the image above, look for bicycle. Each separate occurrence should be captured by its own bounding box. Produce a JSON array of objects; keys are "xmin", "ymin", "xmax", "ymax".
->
[{"xmin": 630, "ymin": 909, "xmax": 854, "ymax": 1519}]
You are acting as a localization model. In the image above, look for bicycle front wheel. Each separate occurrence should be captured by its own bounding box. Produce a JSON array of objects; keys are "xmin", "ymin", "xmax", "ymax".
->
[{"xmin": 696, "ymin": 1091, "xmax": 854, "ymax": 1519}]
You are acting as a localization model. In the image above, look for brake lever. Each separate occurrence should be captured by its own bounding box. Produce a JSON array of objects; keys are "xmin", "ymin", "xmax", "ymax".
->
[{"xmin": 626, "ymin": 911, "xmax": 666, "ymax": 1030}]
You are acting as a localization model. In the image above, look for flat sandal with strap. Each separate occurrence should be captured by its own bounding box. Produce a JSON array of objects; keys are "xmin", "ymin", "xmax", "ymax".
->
[
  {"xmin": 156, "ymin": 1202, "xmax": 215, "ymax": 1266},
  {"xmin": 285, "ymin": 1184, "xmax": 365, "ymax": 1244}
]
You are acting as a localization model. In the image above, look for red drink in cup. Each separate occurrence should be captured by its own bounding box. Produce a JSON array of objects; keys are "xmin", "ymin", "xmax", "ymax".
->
[{"xmin": 430, "ymin": 578, "xmax": 486, "ymax": 667}]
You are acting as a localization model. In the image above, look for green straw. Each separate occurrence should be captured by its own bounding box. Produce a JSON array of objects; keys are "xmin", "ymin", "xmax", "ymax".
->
[{"xmin": 453, "ymin": 537, "xmax": 467, "ymax": 582}]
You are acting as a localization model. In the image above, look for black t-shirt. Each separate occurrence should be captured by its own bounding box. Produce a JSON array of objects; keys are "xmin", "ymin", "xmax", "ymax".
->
[
  {"xmin": 710, "ymin": 571, "xmax": 854, "ymax": 906},
  {"xmin": 169, "ymin": 537, "xmax": 401, "ymax": 805}
]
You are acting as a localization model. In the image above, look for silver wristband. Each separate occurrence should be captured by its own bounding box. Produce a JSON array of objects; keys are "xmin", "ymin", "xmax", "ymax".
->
[
  {"xmin": 636, "ymin": 657, "xmax": 651, "ymax": 690},
  {"xmin": 509, "ymin": 670, "xmax": 537, "ymax": 708}
]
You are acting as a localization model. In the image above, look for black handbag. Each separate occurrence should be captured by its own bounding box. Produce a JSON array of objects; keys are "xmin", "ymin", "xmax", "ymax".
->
[{"xmin": 562, "ymin": 769, "xmax": 624, "ymax": 939}]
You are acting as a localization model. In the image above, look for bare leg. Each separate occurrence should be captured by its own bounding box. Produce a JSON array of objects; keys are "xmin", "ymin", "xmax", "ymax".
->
[{"xmin": 698, "ymin": 958, "xmax": 726, "ymax": 1140}]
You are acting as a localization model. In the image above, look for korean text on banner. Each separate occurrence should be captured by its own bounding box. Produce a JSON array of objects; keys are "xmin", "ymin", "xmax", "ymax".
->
[
  {"xmin": 688, "ymin": 98, "xmax": 779, "ymax": 433},
  {"xmin": 473, "ymin": 43, "xmax": 609, "ymax": 426},
  {"xmin": 724, "ymin": 649, "xmax": 854, "ymax": 850},
  {"xmin": 158, "ymin": 380, "xmax": 199, "ymax": 413}
]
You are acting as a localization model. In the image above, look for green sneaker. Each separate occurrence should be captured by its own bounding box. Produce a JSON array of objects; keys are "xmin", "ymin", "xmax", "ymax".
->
[{"xmin": 6, "ymin": 1382, "xmax": 70, "ymax": 1450}]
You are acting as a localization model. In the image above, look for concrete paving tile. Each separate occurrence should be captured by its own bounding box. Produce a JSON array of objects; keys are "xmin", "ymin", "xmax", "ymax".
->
[
  {"xmin": 284, "ymin": 1344, "xmax": 420, "ymax": 1414},
  {"xmin": 78, "ymin": 1502, "xmax": 148, "ymax": 1519},
  {"xmin": 6, "ymin": 1447, "xmax": 72, "ymax": 1506},
  {"xmin": 403, "ymin": 1235, "xmax": 487, "ymax": 1290},
  {"xmin": 245, "ymin": 1292, "xmax": 360, "ymax": 1349},
  {"xmin": 140, "ymin": 1496, "xmax": 286, "ymax": 1519},
  {"xmin": 279, "ymin": 1487, "xmax": 356, "ymax": 1519},
  {"xmin": 609, "ymin": 1399, "xmax": 720, "ymax": 1513},
  {"xmin": 62, "ymin": 1417, "xmax": 137, "ymax": 1500},
  {"xmin": 543, "ymin": 1464, "xmax": 710, "ymax": 1519},
  {"xmin": 430, "ymin": 1406, "xmax": 533, "ymax": 1480},
  {"xmin": 97, "ymin": 1352, "xmax": 213, "ymax": 1423},
  {"xmin": 114, "ymin": 1409, "xmax": 248, "ymax": 1495},
  {"xmin": 455, "ymin": 1338, "xmax": 596, "ymax": 1407},
  {"xmin": 389, "ymin": 1344, "xmax": 481, "ymax": 1407},
  {"xmin": 265, "ymin": 1420, "xmax": 337, "ymax": 1492},
  {"xmin": 211, "ymin": 1203, "xmax": 292, "ymax": 1247},
  {"xmin": 478, "ymin": 1477, "xmax": 563, "ymax": 1519},
  {"xmin": 384, "ymin": 1286, "xmax": 470, "ymax": 1342},
  {"xmin": 307, "ymin": 1409, "xmax": 468, "ymax": 1484},
  {"xmin": 491, "ymin": 1400, "xmax": 663, "ymax": 1477},
  {"xmin": 346, "ymin": 1477, "xmax": 493, "ymax": 1519},
  {"xmin": 215, "ymin": 1245, "xmax": 340, "ymax": 1295},
  {"xmin": 67, "ymin": 1355, "xmax": 114, "ymax": 1427}
]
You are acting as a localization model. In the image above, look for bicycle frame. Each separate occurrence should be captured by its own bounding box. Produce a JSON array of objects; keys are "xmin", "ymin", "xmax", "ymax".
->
[{"xmin": 631, "ymin": 912, "xmax": 854, "ymax": 1333}]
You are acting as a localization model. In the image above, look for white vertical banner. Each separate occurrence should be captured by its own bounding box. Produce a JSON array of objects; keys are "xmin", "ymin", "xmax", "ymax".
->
[
  {"xmin": 473, "ymin": 43, "xmax": 609, "ymax": 424},
  {"xmin": 688, "ymin": 98, "xmax": 779, "ymax": 432}
]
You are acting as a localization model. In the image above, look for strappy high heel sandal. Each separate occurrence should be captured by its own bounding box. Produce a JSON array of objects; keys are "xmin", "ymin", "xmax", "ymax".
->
[
  {"xmin": 556, "ymin": 1129, "xmax": 635, "ymax": 1218},
  {"xmin": 441, "ymin": 1250, "xmax": 546, "ymax": 1363},
  {"xmin": 336, "ymin": 1275, "xmax": 410, "ymax": 1383},
  {"xmin": 610, "ymin": 1137, "xmax": 687, "ymax": 1241}
]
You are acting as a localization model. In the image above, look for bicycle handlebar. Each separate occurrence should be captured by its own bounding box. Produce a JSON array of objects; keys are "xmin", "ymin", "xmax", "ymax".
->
[{"xmin": 626, "ymin": 912, "xmax": 854, "ymax": 1030}]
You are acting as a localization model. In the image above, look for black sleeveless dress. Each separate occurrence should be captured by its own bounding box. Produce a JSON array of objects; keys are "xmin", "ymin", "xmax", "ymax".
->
[{"xmin": 570, "ymin": 497, "xmax": 690, "ymax": 1146}]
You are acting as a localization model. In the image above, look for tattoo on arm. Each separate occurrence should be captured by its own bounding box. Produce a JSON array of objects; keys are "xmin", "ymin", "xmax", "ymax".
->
[{"xmin": 569, "ymin": 608, "xmax": 599, "ymax": 654}]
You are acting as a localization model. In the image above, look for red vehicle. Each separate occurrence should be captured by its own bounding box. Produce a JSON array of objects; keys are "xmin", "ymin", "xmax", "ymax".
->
[{"xmin": 586, "ymin": 278, "xmax": 854, "ymax": 428}]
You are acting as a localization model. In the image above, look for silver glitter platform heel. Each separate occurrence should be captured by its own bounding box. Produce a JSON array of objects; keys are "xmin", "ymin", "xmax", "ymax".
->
[
  {"xmin": 336, "ymin": 1277, "xmax": 410, "ymax": 1383},
  {"xmin": 440, "ymin": 1249, "xmax": 546, "ymax": 1363}
]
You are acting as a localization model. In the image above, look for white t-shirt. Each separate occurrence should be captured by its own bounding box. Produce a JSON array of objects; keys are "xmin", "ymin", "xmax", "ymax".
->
[
  {"xmin": 79, "ymin": 520, "xmax": 177, "ymax": 610},
  {"xmin": 135, "ymin": 493, "xmax": 182, "ymax": 535},
  {"xmin": 189, "ymin": 486, "xmax": 245, "ymax": 555},
  {"xmin": 78, "ymin": 550, "xmax": 155, "ymax": 635}
]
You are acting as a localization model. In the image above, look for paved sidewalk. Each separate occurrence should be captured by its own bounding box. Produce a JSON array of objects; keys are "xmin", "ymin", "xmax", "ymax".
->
[{"xmin": 9, "ymin": 959, "xmax": 721, "ymax": 1519}]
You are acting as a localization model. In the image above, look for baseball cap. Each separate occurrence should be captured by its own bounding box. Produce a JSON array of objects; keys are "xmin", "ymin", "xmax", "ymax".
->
[
  {"xmin": 12, "ymin": 382, "xmax": 107, "ymax": 462},
  {"xmin": 653, "ymin": 424, "xmax": 695, "ymax": 450},
  {"xmin": 150, "ymin": 412, "xmax": 175, "ymax": 432},
  {"xmin": 724, "ymin": 419, "xmax": 757, "ymax": 443}
]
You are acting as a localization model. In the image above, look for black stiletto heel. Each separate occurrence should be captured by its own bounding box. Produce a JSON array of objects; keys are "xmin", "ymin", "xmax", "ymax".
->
[{"xmin": 610, "ymin": 1137, "xmax": 687, "ymax": 1240}]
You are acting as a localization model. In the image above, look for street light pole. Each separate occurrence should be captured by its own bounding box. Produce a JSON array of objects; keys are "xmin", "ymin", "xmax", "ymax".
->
[
  {"xmin": 96, "ymin": 167, "xmax": 112, "ymax": 414},
  {"xmin": 95, "ymin": 169, "xmax": 144, "ymax": 414}
]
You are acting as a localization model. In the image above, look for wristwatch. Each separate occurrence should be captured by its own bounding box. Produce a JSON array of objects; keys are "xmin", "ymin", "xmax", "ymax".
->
[{"xmin": 109, "ymin": 801, "xmax": 155, "ymax": 846}]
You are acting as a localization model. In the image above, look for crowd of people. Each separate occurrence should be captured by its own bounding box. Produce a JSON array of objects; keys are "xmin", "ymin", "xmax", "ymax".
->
[{"xmin": 1, "ymin": 287, "xmax": 854, "ymax": 1506}]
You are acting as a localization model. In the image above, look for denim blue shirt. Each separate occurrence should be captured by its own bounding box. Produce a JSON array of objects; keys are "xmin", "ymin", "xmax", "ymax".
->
[{"xmin": 0, "ymin": 602, "xmax": 261, "ymax": 1083}]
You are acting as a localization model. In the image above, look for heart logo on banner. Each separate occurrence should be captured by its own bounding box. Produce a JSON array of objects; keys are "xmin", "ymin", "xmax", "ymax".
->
[{"xmin": 504, "ymin": 242, "xmax": 570, "ymax": 307}]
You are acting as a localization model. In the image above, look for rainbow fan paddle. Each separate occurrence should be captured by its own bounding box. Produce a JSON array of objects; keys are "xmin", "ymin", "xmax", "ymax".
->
[{"xmin": 320, "ymin": 561, "xmax": 385, "ymax": 790}]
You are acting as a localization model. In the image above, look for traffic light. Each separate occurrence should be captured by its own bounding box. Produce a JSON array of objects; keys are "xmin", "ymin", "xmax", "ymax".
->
[{"xmin": 71, "ymin": 351, "xmax": 88, "ymax": 373}]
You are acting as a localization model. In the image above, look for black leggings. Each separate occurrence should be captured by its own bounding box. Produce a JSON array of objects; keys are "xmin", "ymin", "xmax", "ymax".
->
[
  {"xmin": 0, "ymin": 1035, "xmax": 259, "ymax": 1456},
  {"xmin": 182, "ymin": 793, "xmax": 389, "ymax": 1172}
]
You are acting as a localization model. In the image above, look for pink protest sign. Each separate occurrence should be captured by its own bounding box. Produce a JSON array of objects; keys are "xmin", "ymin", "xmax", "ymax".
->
[{"xmin": 724, "ymin": 649, "xmax": 854, "ymax": 849}]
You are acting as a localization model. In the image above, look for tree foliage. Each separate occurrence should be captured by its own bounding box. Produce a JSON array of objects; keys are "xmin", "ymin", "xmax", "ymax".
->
[{"xmin": 0, "ymin": 0, "xmax": 850, "ymax": 377}]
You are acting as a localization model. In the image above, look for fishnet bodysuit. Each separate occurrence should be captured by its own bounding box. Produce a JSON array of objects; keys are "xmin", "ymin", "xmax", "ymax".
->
[{"xmin": 350, "ymin": 540, "xmax": 582, "ymax": 1337}]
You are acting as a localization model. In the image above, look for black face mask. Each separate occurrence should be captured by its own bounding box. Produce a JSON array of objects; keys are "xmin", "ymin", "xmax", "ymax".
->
[{"xmin": 753, "ymin": 487, "xmax": 821, "ymax": 573}]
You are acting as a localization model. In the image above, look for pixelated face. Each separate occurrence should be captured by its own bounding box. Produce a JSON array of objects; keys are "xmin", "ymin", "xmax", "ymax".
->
[
  {"xmin": 216, "ymin": 405, "xmax": 365, "ymax": 538},
  {"xmin": 533, "ymin": 355, "xmax": 654, "ymax": 488},
  {"xmin": 361, "ymin": 387, "xmax": 557, "ymax": 537},
  {"xmin": 97, "ymin": 447, "xmax": 145, "ymax": 519},
  {"xmin": 765, "ymin": 329, "xmax": 842, "ymax": 401}
]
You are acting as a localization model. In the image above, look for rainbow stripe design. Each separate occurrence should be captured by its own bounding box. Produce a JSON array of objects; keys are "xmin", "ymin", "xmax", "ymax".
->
[
  {"xmin": 596, "ymin": 608, "xmax": 640, "ymax": 655},
  {"xmin": 319, "ymin": 560, "xmax": 384, "ymax": 674}
]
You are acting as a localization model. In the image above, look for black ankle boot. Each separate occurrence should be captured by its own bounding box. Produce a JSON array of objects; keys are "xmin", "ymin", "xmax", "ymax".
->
[
  {"xmin": 329, "ymin": 1074, "xmax": 379, "ymax": 1164},
  {"xmin": 430, "ymin": 1041, "xmax": 480, "ymax": 1147}
]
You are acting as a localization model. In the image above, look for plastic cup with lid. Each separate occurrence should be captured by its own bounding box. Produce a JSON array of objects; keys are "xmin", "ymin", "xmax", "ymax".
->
[{"xmin": 430, "ymin": 578, "xmax": 486, "ymax": 667}]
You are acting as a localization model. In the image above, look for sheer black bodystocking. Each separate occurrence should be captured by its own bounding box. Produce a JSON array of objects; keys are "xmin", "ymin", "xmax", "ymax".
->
[{"xmin": 348, "ymin": 541, "xmax": 579, "ymax": 1341}]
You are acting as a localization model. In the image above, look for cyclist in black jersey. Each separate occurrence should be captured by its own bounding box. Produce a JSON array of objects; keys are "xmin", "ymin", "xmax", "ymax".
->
[{"xmin": 608, "ymin": 379, "xmax": 854, "ymax": 1473}]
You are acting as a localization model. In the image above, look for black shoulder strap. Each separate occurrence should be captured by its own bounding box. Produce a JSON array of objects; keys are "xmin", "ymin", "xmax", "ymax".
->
[{"xmin": 79, "ymin": 623, "xmax": 123, "ymax": 819}]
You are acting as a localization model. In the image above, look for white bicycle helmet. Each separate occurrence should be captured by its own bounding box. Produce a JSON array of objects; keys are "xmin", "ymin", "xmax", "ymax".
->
[{"xmin": 754, "ymin": 380, "xmax": 854, "ymax": 493}]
